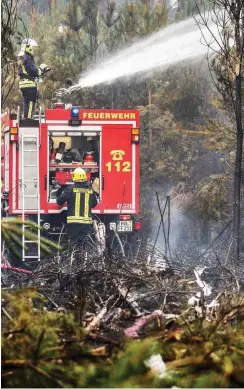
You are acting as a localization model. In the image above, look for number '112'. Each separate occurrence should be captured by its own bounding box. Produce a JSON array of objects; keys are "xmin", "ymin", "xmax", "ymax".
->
[{"xmin": 106, "ymin": 161, "xmax": 131, "ymax": 172}]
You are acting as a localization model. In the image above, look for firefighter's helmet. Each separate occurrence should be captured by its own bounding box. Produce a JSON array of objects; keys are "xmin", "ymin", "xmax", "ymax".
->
[
  {"xmin": 72, "ymin": 168, "xmax": 87, "ymax": 182},
  {"xmin": 18, "ymin": 38, "xmax": 38, "ymax": 57}
]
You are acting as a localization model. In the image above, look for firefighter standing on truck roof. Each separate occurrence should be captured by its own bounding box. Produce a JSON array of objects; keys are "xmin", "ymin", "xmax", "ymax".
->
[
  {"xmin": 56, "ymin": 168, "xmax": 97, "ymax": 246},
  {"xmin": 17, "ymin": 39, "xmax": 49, "ymax": 119}
]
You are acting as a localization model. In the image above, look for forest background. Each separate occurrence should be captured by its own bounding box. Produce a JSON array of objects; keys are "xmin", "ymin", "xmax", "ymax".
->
[{"xmin": 1, "ymin": 1, "xmax": 244, "ymax": 388}]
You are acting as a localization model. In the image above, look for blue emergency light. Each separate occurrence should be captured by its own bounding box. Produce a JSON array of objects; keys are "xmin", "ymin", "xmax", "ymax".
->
[
  {"xmin": 69, "ymin": 107, "xmax": 81, "ymax": 126},
  {"xmin": 71, "ymin": 107, "xmax": 79, "ymax": 117}
]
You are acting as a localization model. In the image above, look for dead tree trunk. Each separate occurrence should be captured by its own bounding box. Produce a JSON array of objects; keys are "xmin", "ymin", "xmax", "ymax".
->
[
  {"xmin": 195, "ymin": 0, "xmax": 243, "ymax": 261},
  {"xmin": 232, "ymin": 0, "xmax": 243, "ymax": 261},
  {"xmin": 148, "ymin": 82, "xmax": 152, "ymax": 150},
  {"xmin": 233, "ymin": 73, "xmax": 243, "ymax": 261}
]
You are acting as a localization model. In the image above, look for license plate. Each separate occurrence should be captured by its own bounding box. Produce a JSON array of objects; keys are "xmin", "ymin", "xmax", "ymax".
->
[{"xmin": 117, "ymin": 220, "xmax": 133, "ymax": 232}]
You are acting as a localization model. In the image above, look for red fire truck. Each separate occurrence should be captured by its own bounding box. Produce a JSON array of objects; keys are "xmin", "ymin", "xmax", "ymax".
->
[{"xmin": 1, "ymin": 105, "xmax": 141, "ymax": 260}]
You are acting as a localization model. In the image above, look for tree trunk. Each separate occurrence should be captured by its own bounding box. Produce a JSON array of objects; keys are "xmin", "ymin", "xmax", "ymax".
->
[
  {"xmin": 148, "ymin": 83, "xmax": 152, "ymax": 150},
  {"xmin": 233, "ymin": 73, "xmax": 243, "ymax": 261}
]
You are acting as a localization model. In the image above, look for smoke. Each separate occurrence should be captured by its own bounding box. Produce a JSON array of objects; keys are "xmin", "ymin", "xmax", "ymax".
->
[
  {"xmin": 147, "ymin": 187, "xmax": 212, "ymax": 254},
  {"xmin": 149, "ymin": 199, "xmax": 191, "ymax": 251},
  {"xmin": 70, "ymin": 16, "xmax": 219, "ymax": 90}
]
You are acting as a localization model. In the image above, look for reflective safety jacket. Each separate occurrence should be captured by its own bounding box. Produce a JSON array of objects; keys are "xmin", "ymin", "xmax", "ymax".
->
[
  {"xmin": 18, "ymin": 53, "xmax": 41, "ymax": 89},
  {"xmin": 56, "ymin": 182, "xmax": 98, "ymax": 224}
]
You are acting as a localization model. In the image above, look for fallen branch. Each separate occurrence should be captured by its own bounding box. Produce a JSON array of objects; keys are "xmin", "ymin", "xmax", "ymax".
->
[
  {"xmin": 1, "ymin": 264, "xmax": 32, "ymax": 275},
  {"xmin": 2, "ymin": 360, "xmax": 65, "ymax": 388},
  {"xmin": 85, "ymin": 306, "xmax": 107, "ymax": 332},
  {"xmin": 1, "ymin": 307, "xmax": 15, "ymax": 324},
  {"xmin": 114, "ymin": 281, "xmax": 143, "ymax": 316},
  {"xmin": 124, "ymin": 310, "xmax": 163, "ymax": 338},
  {"xmin": 111, "ymin": 226, "xmax": 125, "ymax": 257}
]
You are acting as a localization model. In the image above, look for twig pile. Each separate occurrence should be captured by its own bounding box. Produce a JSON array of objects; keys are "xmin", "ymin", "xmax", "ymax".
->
[{"xmin": 11, "ymin": 239, "xmax": 239, "ymax": 333}]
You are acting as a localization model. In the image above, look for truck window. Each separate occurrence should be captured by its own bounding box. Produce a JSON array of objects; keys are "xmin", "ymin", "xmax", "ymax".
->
[{"xmin": 48, "ymin": 134, "xmax": 100, "ymax": 202}]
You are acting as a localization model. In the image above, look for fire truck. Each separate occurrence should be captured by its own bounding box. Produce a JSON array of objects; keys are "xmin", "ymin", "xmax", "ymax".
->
[{"xmin": 1, "ymin": 103, "xmax": 141, "ymax": 261}]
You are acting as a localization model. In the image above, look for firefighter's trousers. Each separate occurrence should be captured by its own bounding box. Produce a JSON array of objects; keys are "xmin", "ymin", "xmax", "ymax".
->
[
  {"xmin": 67, "ymin": 223, "xmax": 93, "ymax": 248},
  {"xmin": 21, "ymin": 87, "xmax": 38, "ymax": 119}
]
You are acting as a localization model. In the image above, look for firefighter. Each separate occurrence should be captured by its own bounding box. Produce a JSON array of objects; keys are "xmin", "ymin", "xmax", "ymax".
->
[
  {"xmin": 17, "ymin": 39, "xmax": 49, "ymax": 119},
  {"xmin": 56, "ymin": 168, "xmax": 98, "ymax": 246}
]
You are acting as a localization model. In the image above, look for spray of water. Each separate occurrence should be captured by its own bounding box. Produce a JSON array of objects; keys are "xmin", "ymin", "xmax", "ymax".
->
[{"xmin": 70, "ymin": 16, "xmax": 219, "ymax": 90}]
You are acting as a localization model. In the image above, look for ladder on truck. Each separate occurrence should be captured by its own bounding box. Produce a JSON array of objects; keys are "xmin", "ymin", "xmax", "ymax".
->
[{"xmin": 21, "ymin": 132, "xmax": 41, "ymax": 261}]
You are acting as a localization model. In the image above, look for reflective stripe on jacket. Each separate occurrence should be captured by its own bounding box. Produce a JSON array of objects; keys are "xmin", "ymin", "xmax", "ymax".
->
[
  {"xmin": 19, "ymin": 79, "xmax": 37, "ymax": 89},
  {"xmin": 18, "ymin": 53, "xmax": 41, "ymax": 89},
  {"xmin": 56, "ymin": 182, "xmax": 98, "ymax": 225}
]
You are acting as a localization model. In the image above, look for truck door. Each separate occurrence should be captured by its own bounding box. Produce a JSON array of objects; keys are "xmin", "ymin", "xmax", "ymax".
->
[{"xmin": 101, "ymin": 125, "xmax": 135, "ymax": 213}]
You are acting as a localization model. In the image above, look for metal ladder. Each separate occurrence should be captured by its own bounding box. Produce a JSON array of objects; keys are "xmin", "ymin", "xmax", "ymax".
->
[{"xmin": 21, "ymin": 133, "xmax": 41, "ymax": 261}]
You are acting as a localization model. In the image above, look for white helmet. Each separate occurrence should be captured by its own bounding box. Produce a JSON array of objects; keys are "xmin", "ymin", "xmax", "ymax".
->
[{"xmin": 18, "ymin": 38, "xmax": 38, "ymax": 57}]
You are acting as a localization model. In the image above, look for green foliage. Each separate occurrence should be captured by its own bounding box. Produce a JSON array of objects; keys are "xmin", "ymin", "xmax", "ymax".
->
[
  {"xmin": 202, "ymin": 118, "xmax": 235, "ymax": 151},
  {"xmin": 2, "ymin": 289, "xmax": 244, "ymax": 388},
  {"xmin": 1, "ymin": 0, "xmax": 26, "ymax": 108},
  {"xmin": 191, "ymin": 174, "xmax": 230, "ymax": 220},
  {"xmin": 117, "ymin": 0, "xmax": 168, "ymax": 41},
  {"xmin": 1, "ymin": 218, "xmax": 60, "ymax": 258},
  {"xmin": 140, "ymin": 107, "xmax": 202, "ymax": 183},
  {"xmin": 174, "ymin": 0, "xmax": 210, "ymax": 21}
]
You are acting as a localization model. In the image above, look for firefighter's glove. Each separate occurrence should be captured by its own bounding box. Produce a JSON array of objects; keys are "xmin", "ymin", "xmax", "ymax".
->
[{"xmin": 39, "ymin": 63, "xmax": 51, "ymax": 75}]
